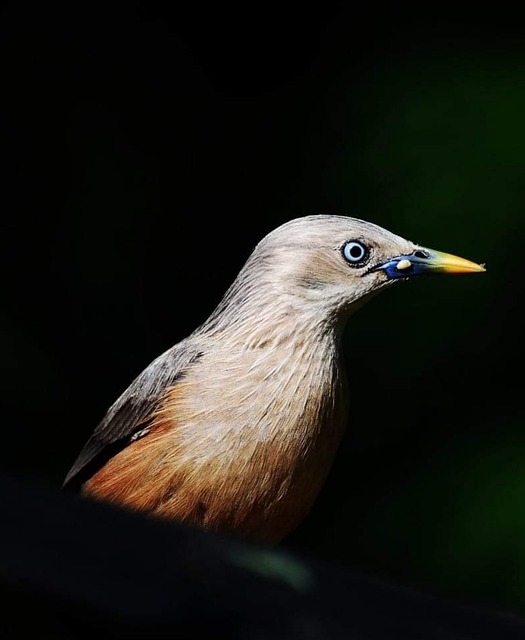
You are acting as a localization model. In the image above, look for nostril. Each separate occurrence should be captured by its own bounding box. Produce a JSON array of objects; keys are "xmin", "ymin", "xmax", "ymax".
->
[{"xmin": 413, "ymin": 249, "xmax": 429, "ymax": 259}]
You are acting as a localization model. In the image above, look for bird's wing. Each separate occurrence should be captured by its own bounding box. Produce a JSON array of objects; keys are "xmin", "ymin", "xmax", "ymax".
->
[{"xmin": 63, "ymin": 340, "xmax": 203, "ymax": 490}]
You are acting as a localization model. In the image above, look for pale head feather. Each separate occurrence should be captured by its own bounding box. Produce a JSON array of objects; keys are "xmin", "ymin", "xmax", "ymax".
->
[{"xmin": 201, "ymin": 215, "xmax": 416, "ymax": 345}]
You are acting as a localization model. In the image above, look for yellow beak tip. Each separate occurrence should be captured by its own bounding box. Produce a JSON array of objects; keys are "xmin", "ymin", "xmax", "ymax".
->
[{"xmin": 420, "ymin": 248, "xmax": 487, "ymax": 274}]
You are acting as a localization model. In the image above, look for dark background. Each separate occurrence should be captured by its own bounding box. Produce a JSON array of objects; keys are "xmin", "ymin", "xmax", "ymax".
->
[{"xmin": 1, "ymin": 0, "xmax": 525, "ymax": 619}]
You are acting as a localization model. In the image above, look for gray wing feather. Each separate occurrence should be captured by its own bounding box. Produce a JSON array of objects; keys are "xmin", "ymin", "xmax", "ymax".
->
[{"xmin": 63, "ymin": 340, "xmax": 202, "ymax": 488}]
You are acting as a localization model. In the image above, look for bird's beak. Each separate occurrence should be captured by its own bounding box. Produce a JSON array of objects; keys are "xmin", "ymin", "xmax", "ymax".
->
[{"xmin": 375, "ymin": 247, "xmax": 486, "ymax": 280}]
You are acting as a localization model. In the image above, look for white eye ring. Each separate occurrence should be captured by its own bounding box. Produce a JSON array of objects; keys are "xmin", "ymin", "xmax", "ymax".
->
[{"xmin": 343, "ymin": 240, "xmax": 368, "ymax": 265}]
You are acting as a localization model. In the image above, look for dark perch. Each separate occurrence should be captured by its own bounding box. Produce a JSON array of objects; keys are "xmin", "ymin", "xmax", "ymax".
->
[{"xmin": 1, "ymin": 474, "xmax": 524, "ymax": 639}]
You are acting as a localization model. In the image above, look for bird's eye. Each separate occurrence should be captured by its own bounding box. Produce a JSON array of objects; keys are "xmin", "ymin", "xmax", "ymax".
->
[{"xmin": 342, "ymin": 241, "xmax": 369, "ymax": 265}]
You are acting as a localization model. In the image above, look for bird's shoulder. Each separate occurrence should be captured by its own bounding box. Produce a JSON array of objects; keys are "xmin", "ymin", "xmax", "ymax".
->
[{"xmin": 63, "ymin": 338, "xmax": 203, "ymax": 489}]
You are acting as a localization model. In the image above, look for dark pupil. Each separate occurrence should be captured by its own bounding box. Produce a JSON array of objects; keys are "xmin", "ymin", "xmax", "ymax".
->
[{"xmin": 349, "ymin": 245, "xmax": 362, "ymax": 259}]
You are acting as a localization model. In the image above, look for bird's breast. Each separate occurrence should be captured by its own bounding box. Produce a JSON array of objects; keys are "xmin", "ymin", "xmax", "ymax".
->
[{"xmin": 85, "ymin": 340, "xmax": 349, "ymax": 542}]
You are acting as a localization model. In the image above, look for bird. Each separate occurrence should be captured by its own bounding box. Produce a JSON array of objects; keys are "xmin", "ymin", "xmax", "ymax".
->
[{"xmin": 63, "ymin": 215, "xmax": 485, "ymax": 543}]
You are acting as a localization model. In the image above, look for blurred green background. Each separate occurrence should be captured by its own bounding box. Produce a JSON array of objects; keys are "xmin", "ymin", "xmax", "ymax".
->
[{"xmin": 1, "ymin": 0, "xmax": 525, "ymax": 617}]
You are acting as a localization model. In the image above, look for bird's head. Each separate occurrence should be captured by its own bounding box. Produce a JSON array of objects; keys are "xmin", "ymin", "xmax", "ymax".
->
[{"xmin": 243, "ymin": 215, "xmax": 485, "ymax": 320}]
